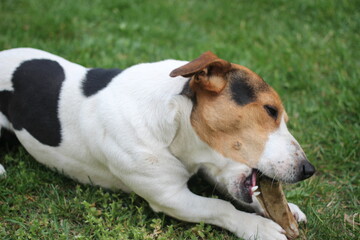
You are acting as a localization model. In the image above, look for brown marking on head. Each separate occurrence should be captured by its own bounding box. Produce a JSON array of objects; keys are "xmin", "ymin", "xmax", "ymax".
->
[{"xmin": 170, "ymin": 52, "xmax": 285, "ymax": 168}]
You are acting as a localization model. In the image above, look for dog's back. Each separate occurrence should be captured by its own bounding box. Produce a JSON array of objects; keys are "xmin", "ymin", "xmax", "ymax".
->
[{"xmin": 0, "ymin": 48, "xmax": 188, "ymax": 187}]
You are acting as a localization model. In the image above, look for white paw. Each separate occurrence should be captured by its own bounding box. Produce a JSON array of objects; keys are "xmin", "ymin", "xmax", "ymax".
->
[
  {"xmin": 240, "ymin": 214, "xmax": 287, "ymax": 240},
  {"xmin": 288, "ymin": 202, "xmax": 307, "ymax": 223},
  {"xmin": 0, "ymin": 164, "xmax": 6, "ymax": 178}
]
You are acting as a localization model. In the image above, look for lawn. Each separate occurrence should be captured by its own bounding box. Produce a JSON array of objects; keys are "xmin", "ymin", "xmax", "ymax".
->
[{"xmin": 0, "ymin": 0, "xmax": 359, "ymax": 239}]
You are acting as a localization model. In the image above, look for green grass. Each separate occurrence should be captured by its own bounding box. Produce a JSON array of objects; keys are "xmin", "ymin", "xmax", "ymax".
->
[{"xmin": 0, "ymin": 0, "xmax": 359, "ymax": 239}]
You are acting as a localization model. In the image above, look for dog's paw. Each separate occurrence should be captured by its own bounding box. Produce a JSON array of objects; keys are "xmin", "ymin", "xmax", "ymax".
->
[
  {"xmin": 239, "ymin": 214, "xmax": 287, "ymax": 240},
  {"xmin": 0, "ymin": 164, "xmax": 6, "ymax": 178},
  {"xmin": 288, "ymin": 202, "xmax": 307, "ymax": 223}
]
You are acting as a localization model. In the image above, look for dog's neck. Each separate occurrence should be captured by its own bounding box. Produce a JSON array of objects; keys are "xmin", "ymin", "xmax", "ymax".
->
[
  {"xmin": 169, "ymin": 95, "xmax": 232, "ymax": 175},
  {"xmin": 169, "ymin": 94, "xmax": 253, "ymax": 205}
]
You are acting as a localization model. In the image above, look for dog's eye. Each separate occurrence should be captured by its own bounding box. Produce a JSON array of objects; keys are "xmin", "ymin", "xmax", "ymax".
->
[{"xmin": 264, "ymin": 105, "xmax": 278, "ymax": 119}]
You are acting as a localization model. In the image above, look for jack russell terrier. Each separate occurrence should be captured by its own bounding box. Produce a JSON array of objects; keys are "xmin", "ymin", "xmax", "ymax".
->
[{"xmin": 0, "ymin": 48, "xmax": 315, "ymax": 240}]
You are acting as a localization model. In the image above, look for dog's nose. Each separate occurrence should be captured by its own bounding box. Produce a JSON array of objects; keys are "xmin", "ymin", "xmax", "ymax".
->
[{"xmin": 299, "ymin": 160, "xmax": 316, "ymax": 180}]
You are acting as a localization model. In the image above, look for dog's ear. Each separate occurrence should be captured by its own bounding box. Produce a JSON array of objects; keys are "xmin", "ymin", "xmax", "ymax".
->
[{"xmin": 170, "ymin": 51, "xmax": 231, "ymax": 94}]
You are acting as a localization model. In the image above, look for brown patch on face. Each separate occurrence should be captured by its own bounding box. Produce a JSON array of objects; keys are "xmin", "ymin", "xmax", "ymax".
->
[
  {"xmin": 171, "ymin": 52, "xmax": 285, "ymax": 167},
  {"xmin": 191, "ymin": 89, "xmax": 283, "ymax": 167}
]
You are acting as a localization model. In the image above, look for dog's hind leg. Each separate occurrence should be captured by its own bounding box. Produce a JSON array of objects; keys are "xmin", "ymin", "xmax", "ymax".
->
[
  {"xmin": 0, "ymin": 112, "xmax": 10, "ymax": 178},
  {"xmin": 0, "ymin": 48, "xmax": 25, "ymax": 177},
  {"xmin": 0, "ymin": 163, "xmax": 5, "ymax": 178},
  {"xmin": 0, "ymin": 93, "xmax": 15, "ymax": 178}
]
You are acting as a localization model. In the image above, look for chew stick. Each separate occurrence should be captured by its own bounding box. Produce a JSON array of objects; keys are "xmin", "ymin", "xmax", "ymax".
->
[{"xmin": 256, "ymin": 176, "xmax": 299, "ymax": 239}]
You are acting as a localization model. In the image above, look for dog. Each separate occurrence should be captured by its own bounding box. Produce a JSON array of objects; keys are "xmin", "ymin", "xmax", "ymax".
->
[{"xmin": 0, "ymin": 48, "xmax": 315, "ymax": 240}]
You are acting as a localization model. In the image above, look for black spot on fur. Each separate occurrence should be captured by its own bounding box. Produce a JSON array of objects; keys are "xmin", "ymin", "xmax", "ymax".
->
[
  {"xmin": 230, "ymin": 73, "xmax": 256, "ymax": 106},
  {"xmin": 180, "ymin": 79, "xmax": 192, "ymax": 97},
  {"xmin": 0, "ymin": 90, "xmax": 13, "ymax": 119},
  {"xmin": 82, "ymin": 68, "xmax": 122, "ymax": 97},
  {"xmin": 180, "ymin": 78, "xmax": 195, "ymax": 98},
  {"xmin": 0, "ymin": 128, "xmax": 20, "ymax": 150},
  {"xmin": 9, "ymin": 59, "xmax": 65, "ymax": 146}
]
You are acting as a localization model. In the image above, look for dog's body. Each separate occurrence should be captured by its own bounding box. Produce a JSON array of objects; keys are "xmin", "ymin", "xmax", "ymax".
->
[{"xmin": 0, "ymin": 48, "xmax": 315, "ymax": 240}]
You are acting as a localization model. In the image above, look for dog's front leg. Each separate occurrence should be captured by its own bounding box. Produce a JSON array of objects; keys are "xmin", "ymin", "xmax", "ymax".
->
[
  {"xmin": 148, "ymin": 186, "xmax": 287, "ymax": 240},
  {"xmin": 113, "ymin": 156, "xmax": 287, "ymax": 240}
]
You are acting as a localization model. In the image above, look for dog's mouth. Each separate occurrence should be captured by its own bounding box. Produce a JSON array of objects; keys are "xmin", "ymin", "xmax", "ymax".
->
[{"xmin": 240, "ymin": 169, "xmax": 263, "ymax": 203}]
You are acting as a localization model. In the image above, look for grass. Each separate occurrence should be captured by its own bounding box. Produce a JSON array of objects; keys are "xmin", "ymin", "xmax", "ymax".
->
[{"xmin": 0, "ymin": 0, "xmax": 359, "ymax": 239}]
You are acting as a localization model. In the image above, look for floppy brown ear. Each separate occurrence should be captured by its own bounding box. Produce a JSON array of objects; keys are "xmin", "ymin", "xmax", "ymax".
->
[
  {"xmin": 170, "ymin": 51, "xmax": 230, "ymax": 77},
  {"xmin": 170, "ymin": 51, "xmax": 231, "ymax": 93}
]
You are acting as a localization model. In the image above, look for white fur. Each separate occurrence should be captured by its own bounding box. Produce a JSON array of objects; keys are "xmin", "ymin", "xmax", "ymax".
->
[
  {"xmin": 288, "ymin": 202, "xmax": 307, "ymax": 223},
  {"xmin": 258, "ymin": 115, "xmax": 307, "ymax": 183},
  {"xmin": 0, "ymin": 48, "xmax": 308, "ymax": 240}
]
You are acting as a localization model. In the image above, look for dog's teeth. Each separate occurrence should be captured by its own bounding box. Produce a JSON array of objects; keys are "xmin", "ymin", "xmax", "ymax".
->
[
  {"xmin": 251, "ymin": 186, "xmax": 258, "ymax": 192},
  {"xmin": 253, "ymin": 191, "xmax": 261, "ymax": 197}
]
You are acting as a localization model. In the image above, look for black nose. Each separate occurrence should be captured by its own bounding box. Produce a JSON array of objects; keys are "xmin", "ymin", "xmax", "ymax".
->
[{"xmin": 299, "ymin": 161, "xmax": 316, "ymax": 180}]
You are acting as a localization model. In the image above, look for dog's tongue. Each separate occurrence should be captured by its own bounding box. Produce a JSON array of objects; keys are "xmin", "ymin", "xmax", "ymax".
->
[{"xmin": 256, "ymin": 175, "xmax": 300, "ymax": 239}]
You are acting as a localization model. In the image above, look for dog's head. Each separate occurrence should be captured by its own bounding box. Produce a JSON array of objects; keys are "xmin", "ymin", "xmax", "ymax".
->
[{"xmin": 170, "ymin": 52, "xmax": 315, "ymax": 188}]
